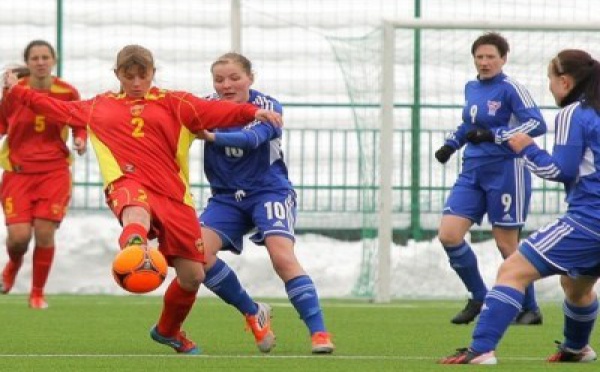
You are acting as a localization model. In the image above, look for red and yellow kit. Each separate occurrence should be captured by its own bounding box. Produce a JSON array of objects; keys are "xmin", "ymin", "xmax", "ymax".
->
[
  {"xmin": 0, "ymin": 77, "xmax": 86, "ymax": 173},
  {"xmin": 6, "ymin": 85, "xmax": 258, "ymax": 260},
  {"xmin": 7, "ymin": 85, "xmax": 258, "ymax": 205},
  {"xmin": 0, "ymin": 77, "xmax": 85, "ymax": 224}
]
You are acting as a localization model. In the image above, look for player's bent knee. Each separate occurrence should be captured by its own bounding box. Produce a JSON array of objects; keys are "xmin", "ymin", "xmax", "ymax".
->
[
  {"xmin": 437, "ymin": 232, "xmax": 463, "ymax": 247},
  {"xmin": 496, "ymin": 253, "xmax": 539, "ymax": 290}
]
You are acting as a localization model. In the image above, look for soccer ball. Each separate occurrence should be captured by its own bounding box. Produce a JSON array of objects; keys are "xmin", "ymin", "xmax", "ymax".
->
[{"xmin": 112, "ymin": 245, "xmax": 168, "ymax": 294}]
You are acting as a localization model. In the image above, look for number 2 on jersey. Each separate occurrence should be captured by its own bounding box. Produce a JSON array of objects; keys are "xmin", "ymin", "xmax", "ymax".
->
[{"xmin": 131, "ymin": 117, "xmax": 144, "ymax": 138}]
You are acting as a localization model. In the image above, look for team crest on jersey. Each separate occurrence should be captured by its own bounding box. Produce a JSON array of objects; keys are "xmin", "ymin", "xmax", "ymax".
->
[
  {"xmin": 130, "ymin": 104, "xmax": 145, "ymax": 117},
  {"xmin": 487, "ymin": 100, "xmax": 501, "ymax": 116},
  {"xmin": 51, "ymin": 203, "xmax": 62, "ymax": 215}
]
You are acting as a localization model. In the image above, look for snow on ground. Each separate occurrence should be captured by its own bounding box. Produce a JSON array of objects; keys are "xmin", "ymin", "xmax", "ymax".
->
[{"xmin": 0, "ymin": 212, "xmax": 564, "ymax": 300}]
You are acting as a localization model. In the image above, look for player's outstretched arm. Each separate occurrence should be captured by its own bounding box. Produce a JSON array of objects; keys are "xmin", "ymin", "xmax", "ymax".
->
[
  {"xmin": 3, "ymin": 70, "xmax": 89, "ymax": 128},
  {"xmin": 175, "ymin": 92, "xmax": 283, "ymax": 132}
]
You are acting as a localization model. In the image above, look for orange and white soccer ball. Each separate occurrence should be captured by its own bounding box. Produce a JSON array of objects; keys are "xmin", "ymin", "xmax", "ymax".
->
[{"xmin": 112, "ymin": 245, "xmax": 168, "ymax": 294}]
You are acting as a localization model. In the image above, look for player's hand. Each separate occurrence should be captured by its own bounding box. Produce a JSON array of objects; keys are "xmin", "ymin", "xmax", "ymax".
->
[
  {"xmin": 434, "ymin": 145, "xmax": 455, "ymax": 164},
  {"xmin": 196, "ymin": 129, "xmax": 215, "ymax": 142},
  {"xmin": 3, "ymin": 70, "xmax": 18, "ymax": 90},
  {"xmin": 255, "ymin": 109, "xmax": 283, "ymax": 127},
  {"xmin": 73, "ymin": 137, "xmax": 87, "ymax": 156},
  {"xmin": 466, "ymin": 128, "xmax": 495, "ymax": 144},
  {"xmin": 508, "ymin": 133, "xmax": 533, "ymax": 154}
]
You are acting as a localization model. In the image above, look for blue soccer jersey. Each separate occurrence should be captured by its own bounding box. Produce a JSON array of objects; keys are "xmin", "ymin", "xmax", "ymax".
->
[
  {"xmin": 442, "ymin": 72, "xmax": 546, "ymax": 227},
  {"xmin": 202, "ymin": 89, "xmax": 292, "ymax": 193},
  {"xmin": 521, "ymin": 101, "xmax": 600, "ymax": 227},
  {"xmin": 518, "ymin": 100, "xmax": 600, "ymax": 277},
  {"xmin": 444, "ymin": 72, "xmax": 546, "ymax": 172},
  {"xmin": 201, "ymin": 89, "xmax": 296, "ymax": 252}
]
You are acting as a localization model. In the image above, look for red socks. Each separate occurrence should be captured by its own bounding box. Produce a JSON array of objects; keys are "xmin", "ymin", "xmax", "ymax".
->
[
  {"xmin": 118, "ymin": 223, "xmax": 148, "ymax": 249},
  {"xmin": 157, "ymin": 279, "xmax": 197, "ymax": 337},
  {"xmin": 31, "ymin": 246, "xmax": 55, "ymax": 295}
]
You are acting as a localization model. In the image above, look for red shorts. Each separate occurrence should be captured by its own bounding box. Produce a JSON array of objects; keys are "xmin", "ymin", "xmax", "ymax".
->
[
  {"xmin": 0, "ymin": 168, "xmax": 71, "ymax": 225},
  {"xmin": 105, "ymin": 178, "xmax": 204, "ymax": 264}
]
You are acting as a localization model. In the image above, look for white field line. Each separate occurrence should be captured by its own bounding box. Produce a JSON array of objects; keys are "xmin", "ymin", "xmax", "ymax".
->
[{"xmin": 0, "ymin": 354, "xmax": 545, "ymax": 361}]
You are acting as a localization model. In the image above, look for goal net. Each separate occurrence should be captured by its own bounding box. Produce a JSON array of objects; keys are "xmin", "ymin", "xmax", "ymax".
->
[{"xmin": 327, "ymin": 19, "xmax": 600, "ymax": 301}]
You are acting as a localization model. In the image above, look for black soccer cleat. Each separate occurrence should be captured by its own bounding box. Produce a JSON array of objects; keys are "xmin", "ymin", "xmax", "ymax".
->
[
  {"xmin": 512, "ymin": 309, "xmax": 543, "ymax": 325},
  {"xmin": 451, "ymin": 299, "xmax": 483, "ymax": 324}
]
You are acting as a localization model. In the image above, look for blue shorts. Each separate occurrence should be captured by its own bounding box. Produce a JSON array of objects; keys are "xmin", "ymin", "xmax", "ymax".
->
[
  {"xmin": 520, "ymin": 215, "xmax": 600, "ymax": 278},
  {"xmin": 443, "ymin": 158, "xmax": 531, "ymax": 228},
  {"xmin": 199, "ymin": 189, "xmax": 297, "ymax": 253}
]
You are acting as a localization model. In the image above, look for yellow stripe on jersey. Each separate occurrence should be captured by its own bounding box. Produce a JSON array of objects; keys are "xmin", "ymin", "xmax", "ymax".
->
[
  {"xmin": 60, "ymin": 126, "xmax": 75, "ymax": 166},
  {"xmin": 107, "ymin": 88, "xmax": 168, "ymax": 101},
  {"xmin": 50, "ymin": 84, "xmax": 73, "ymax": 94},
  {"xmin": 144, "ymin": 89, "xmax": 167, "ymax": 100},
  {"xmin": 60, "ymin": 126, "xmax": 69, "ymax": 142},
  {"xmin": 176, "ymin": 126, "xmax": 196, "ymax": 208},
  {"xmin": 89, "ymin": 128, "xmax": 124, "ymax": 188},
  {"xmin": 0, "ymin": 140, "xmax": 13, "ymax": 171}
]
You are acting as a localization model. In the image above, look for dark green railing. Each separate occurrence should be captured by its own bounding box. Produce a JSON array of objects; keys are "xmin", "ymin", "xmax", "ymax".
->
[{"xmin": 70, "ymin": 127, "xmax": 564, "ymax": 235}]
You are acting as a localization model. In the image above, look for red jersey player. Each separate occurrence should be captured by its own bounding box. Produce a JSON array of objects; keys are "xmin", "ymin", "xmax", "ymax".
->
[
  {"xmin": 0, "ymin": 40, "xmax": 87, "ymax": 309},
  {"xmin": 3, "ymin": 44, "xmax": 282, "ymax": 355}
]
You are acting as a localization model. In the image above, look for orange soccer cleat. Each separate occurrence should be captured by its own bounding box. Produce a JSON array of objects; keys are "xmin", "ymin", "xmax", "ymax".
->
[
  {"xmin": 28, "ymin": 294, "xmax": 49, "ymax": 309},
  {"xmin": 245, "ymin": 302, "xmax": 276, "ymax": 353},
  {"xmin": 311, "ymin": 331, "xmax": 335, "ymax": 354},
  {"xmin": 1, "ymin": 260, "xmax": 22, "ymax": 294}
]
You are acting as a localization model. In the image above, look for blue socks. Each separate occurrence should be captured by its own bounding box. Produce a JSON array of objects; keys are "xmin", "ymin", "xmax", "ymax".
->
[
  {"xmin": 286, "ymin": 275, "xmax": 326, "ymax": 334},
  {"xmin": 471, "ymin": 286, "xmax": 523, "ymax": 353},
  {"xmin": 563, "ymin": 299, "xmax": 598, "ymax": 350},
  {"xmin": 204, "ymin": 260, "xmax": 329, "ymax": 337},
  {"xmin": 444, "ymin": 241, "xmax": 488, "ymax": 301},
  {"xmin": 203, "ymin": 258, "xmax": 258, "ymax": 315}
]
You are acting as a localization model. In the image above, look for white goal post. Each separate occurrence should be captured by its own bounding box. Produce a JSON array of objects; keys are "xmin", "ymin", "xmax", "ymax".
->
[{"xmin": 376, "ymin": 18, "xmax": 600, "ymax": 303}]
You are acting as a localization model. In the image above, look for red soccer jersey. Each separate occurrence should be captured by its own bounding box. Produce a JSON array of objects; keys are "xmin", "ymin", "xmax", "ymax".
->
[
  {"xmin": 0, "ymin": 77, "xmax": 86, "ymax": 173},
  {"xmin": 7, "ymin": 85, "xmax": 259, "ymax": 207}
]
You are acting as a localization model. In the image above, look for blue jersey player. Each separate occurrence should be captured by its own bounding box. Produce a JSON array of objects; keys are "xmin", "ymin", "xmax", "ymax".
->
[
  {"xmin": 196, "ymin": 52, "xmax": 334, "ymax": 354},
  {"xmin": 434, "ymin": 33, "xmax": 547, "ymax": 325},
  {"xmin": 441, "ymin": 49, "xmax": 600, "ymax": 365}
]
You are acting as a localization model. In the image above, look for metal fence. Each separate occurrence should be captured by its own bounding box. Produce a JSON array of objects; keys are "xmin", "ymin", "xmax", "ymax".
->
[{"xmin": 69, "ymin": 126, "xmax": 564, "ymax": 233}]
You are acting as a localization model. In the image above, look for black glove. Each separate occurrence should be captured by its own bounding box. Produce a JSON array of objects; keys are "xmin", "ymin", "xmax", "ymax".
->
[
  {"xmin": 434, "ymin": 145, "xmax": 455, "ymax": 164},
  {"xmin": 466, "ymin": 128, "xmax": 495, "ymax": 144}
]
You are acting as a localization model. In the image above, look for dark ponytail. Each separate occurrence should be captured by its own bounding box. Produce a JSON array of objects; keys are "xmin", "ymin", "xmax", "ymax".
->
[{"xmin": 551, "ymin": 49, "xmax": 600, "ymax": 111}]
